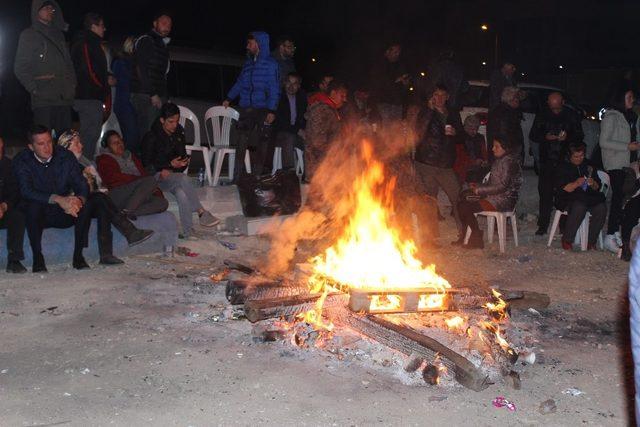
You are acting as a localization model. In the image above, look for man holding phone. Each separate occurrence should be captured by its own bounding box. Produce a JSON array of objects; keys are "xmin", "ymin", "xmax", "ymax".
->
[
  {"xmin": 370, "ymin": 42, "xmax": 410, "ymax": 125},
  {"xmin": 530, "ymin": 92, "xmax": 584, "ymax": 236},
  {"xmin": 141, "ymin": 102, "xmax": 219, "ymax": 239}
]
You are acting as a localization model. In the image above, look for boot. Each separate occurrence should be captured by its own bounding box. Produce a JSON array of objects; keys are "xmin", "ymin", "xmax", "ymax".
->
[
  {"xmin": 32, "ymin": 252, "xmax": 47, "ymax": 273},
  {"xmin": 622, "ymin": 241, "xmax": 632, "ymax": 262},
  {"xmin": 111, "ymin": 212, "xmax": 154, "ymax": 247},
  {"xmin": 72, "ymin": 250, "xmax": 90, "ymax": 270},
  {"xmin": 464, "ymin": 230, "xmax": 484, "ymax": 249},
  {"xmin": 98, "ymin": 230, "xmax": 124, "ymax": 265},
  {"xmin": 7, "ymin": 260, "xmax": 27, "ymax": 273}
]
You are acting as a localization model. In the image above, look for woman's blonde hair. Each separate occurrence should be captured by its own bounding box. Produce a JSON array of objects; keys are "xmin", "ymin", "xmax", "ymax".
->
[{"xmin": 123, "ymin": 36, "xmax": 135, "ymax": 55}]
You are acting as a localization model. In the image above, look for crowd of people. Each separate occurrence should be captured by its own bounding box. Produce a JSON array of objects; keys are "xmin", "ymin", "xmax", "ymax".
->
[{"xmin": 1, "ymin": 0, "xmax": 639, "ymax": 274}]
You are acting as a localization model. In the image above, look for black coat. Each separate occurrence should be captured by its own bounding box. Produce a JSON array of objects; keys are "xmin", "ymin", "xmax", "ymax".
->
[
  {"xmin": 141, "ymin": 120, "xmax": 188, "ymax": 174},
  {"xmin": 414, "ymin": 107, "xmax": 463, "ymax": 169},
  {"xmin": 487, "ymin": 103, "xmax": 524, "ymax": 159},
  {"xmin": 554, "ymin": 160, "xmax": 604, "ymax": 210},
  {"xmin": 0, "ymin": 157, "xmax": 20, "ymax": 210},
  {"xmin": 71, "ymin": 30, "xmax": 109, "ymax": 101},
  {"xmin": 131, "ymin": 31, "xmax": 169, "ymax": 97},
  {"xmin": 13, "ymin": 145, "xmax": 89, "ymax": 205},
  {"xmin": 489, "ymin": 69, "xmax": 517, "ymax": 109},
  {"xmin": 275, "ymin": 91, "xmax": 307, "ymax": 133},
  {"xmin": 529, "ymin": 107, "xmax": 584, "ymax": 165},
  {"xmin": 370, "ymin": 58, "xmax": 409, "ymax": 106}
]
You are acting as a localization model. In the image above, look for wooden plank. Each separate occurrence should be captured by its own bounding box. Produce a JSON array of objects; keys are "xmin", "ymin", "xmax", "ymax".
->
[
  {"xmin": 244, "ymin": 293, "xmax": 349, "ymax": 323},
  {"xmin": 225, "ymin": 279, "xmax": 308, "ymax": 305}
]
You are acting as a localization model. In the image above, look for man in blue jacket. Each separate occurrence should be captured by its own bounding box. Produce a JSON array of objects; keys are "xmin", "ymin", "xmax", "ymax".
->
[
  {"xmin": 13, "ymin": 125, "xmax": 103, "ymax": 272},
  {"xmin": 223, "ymin": 31, "xmax": 280, "ymax": 180}
]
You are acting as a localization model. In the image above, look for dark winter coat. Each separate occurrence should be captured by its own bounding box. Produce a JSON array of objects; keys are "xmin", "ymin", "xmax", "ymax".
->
[
  {"xmin": 370, "ymin": 58, "xmax": 409, "ymax": 106},
  {"xmin": 428, "ymin": 58, "xmax": 468, "ymax": 110},
  {"xmin": 131, "ymin": 30, "xmax": 170, "ymax": 97},
  {"xmin": 14, "ymin": 0, "xmax": 77, "ymax": 108},
  {"xmin": 489, "ymin": 69, "xmax": 517, "ymax": 109},
  {"xmin": 71, "ymin": 29, "xmax": 109, "ymax": 101},
  {"xmin": 0, "ymin": 157, "xmax": 20, "ymax": 211},
  {"xmin": 227, "ymin": 32, "xmax": 280, "ymax": 112},
  {"xmin": 141, "ymin": 120, "xmax": 188, "ymax": 174},
  {"xmin": 13, "ymin": 145, "xmax": 89, "ymax": 205},
  {"xmin": 554, "ymin": 160, "xmax": 604, "ymax": 210},
  {"xmin": 271, "ymin": 49, "xmax": 296, "ymax": 86},
  {"xmin": 414, "ymin": 107, "xmax": 463, "ymax": 169},
  {"xmin": 529, "ymin": 107, "xmax": 584, "ymax": 165},
  {"xmin": 475, "ymin": 152, "xmax": 522, "ymax": 212},
  {"xmin": 304, "ymin": 93, "xmax": 342, "ymax": 179},
  {"xmin": 275, "ymin": 91, "xmax": 307, "ymax": 133},
  {"xmin": 487, "ymin": 103, "xmax": 524, "ymax": 157}
]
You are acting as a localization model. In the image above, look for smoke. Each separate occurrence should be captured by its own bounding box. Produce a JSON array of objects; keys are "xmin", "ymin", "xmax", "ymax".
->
[{"xmin": 260, "ymin": 120, "xmax": 426, "ymax": 277}]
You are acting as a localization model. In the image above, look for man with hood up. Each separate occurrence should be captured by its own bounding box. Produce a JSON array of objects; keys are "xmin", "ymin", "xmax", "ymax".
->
[
  {"xmin": 222, "ymin": 31, "xmax": 280, "ymax": 180},
  {"xmin": 14, "ymin": 0, "xmax": 77, "ymax": 135}
]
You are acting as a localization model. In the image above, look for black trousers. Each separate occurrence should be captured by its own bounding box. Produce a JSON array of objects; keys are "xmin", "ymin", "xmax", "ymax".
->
[
  {"xmin": 458, "ymin": 200, "xmax": 485, "ymax": 232},
  {"xmin": 233, "ymin": 108, "xmax": 273, "ymax": 179},
  {"xmin": 32, "ymin": 106, "xmax": 72, "ymax": 136},
  {"xmin": 622, "ymin": 197, "xmax": 640, "ymax": 243},
  {"xmin": 607, "ymin": 169, "xmax": 626, "ymax": 235},
  {"xmin": 563, "ymin": 200, "xmax": 607, "ymax": 245},
  {"xmin": 537, "ymin": 162, "xmax": 556, "ymax": 229},
  {"xmin": 23, "ymin": 193, "xmax": 113, "ymax": 259},
  {"xmin": 0, "ymin": 208, "xmax": 26, "ymax": 262}
]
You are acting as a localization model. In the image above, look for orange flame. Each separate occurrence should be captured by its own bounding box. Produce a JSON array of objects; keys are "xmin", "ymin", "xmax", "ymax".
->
[{"xmin": 484, "ymin": 289, "xmax": 508, "ymax": 321}]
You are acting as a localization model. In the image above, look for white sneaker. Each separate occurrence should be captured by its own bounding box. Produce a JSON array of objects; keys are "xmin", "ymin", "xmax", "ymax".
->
[
  {"xmin": 614, "ymin": 231, "xmax": 623, "ymax": 247},
  {"xmin": 604, "ymin": 234, "xmax": 621, "ymax": 254}
]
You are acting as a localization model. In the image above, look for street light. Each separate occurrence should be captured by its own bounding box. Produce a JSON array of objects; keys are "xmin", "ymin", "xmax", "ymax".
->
[
  {"xmin": 482, "ymin": 61, "xmax": 487, "ymax": 66},
  {"xmin": 481, "ymin": 24, "xmax": 489, "ymax": 31},
  {"xmin": 480, "ymin": 23, "xmax": 498, "ymax": 68}
]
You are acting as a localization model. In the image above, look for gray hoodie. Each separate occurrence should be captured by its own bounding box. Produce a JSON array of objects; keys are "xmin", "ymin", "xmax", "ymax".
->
[{"xmin": 14, "ymin": 0, "xmax": 77, "ymax": 108}]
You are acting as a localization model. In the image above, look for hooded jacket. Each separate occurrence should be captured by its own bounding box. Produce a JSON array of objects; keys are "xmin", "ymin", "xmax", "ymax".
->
[
  {"xmin": 600, "ymin": 108, "xmax": 640, "ymax": 171},
  {"xmin": 140, "ymin": 120, "xmax": 188, "ymax": 174},
  {"xmin": 14, "ymin": 0, "xmax": 77, "ymax": 108},
  {"xmin": 226, "ymin": 32, "xmax": 280, "ymax": 112},
  {"xmin": 131, "ymin": 30, "xmax": 170, "ymax": 97},
  {"xmin": 475, "ymin": 152, "xmax": 522, "ymax": 212},
  {"xmin": 71, "ymin": 29, "xmax": 109, "ymax": 101}
]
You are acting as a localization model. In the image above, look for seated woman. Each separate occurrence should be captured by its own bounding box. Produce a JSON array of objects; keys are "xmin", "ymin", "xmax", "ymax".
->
[
  {"xmin": 455, "ymin": 135, "xmax": 522, "ymax": 249},
  {"xmin": 554, "ymin": 141, "xmax": 606, "ymax": 251},
  {"xmin": 141, "ymin": 102, "xmax": 219, "ymax": 239},
  {"xmin": 453, "ymin": 114, "xmax": 489, "ymax": 184},
  {"xmin": 96, "ymin": 130, "xmax": 168, "ymax": 218},
  {"xmin": 58, "ymin": 131, "xmax": 154, "ymax": 267}
]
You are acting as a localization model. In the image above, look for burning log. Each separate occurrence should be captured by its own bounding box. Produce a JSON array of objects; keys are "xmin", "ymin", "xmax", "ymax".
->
[
  {"xmin": 223, "ymin": 259, "xmax": 256, "ymax": 275},
  {"xmin": 225, "ymin": 280, "xmax": 308, "ymax": 305},
  {"xmin": 244, "ymin": 293, "xmax": 349, "ymax": 323},
  {"xmin": 336, "ymin": 310, "xmax": 490, "ymax": 391}
]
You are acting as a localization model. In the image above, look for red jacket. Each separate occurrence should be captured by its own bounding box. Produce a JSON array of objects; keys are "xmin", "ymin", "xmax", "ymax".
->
[{"xmin": 96, "ymin": 153, "xmax": 148, "ymax": 189}]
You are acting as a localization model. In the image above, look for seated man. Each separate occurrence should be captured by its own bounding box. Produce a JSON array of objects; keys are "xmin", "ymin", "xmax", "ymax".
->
[
  {"xmin": 13, "ymin": 125, "xmax": 113, "ymax": 272},
  {"xmin": 0, "ymin": 136, "xmax": 27, "ymax": 273},
  {"xmin": 96, "ymin": 130, "xmax": 168, "ymax": 217},
  {"xmin": 453, "ymin": 114, "xmax": 488, "ymax": 184},
  {"xmin": 554, "ymin": 141, "xmax": 606, "ymax": 251},
  {"xmin": 274, "ymin": 72, "xmax": 307, "ymax": 171},
  {"xmin": 141, "ymin": 102, "xmax": 219, "ymax": 238}
]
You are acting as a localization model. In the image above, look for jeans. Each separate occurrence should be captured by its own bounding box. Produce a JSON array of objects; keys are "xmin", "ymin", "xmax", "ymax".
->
[
  {"xmin": 537, "ymin": 161, "xmax": 557, "ymax": 229},
  {"xmin": 108, "ymin": 176, "xmax": 168, "ymax": 217},
  {"xmin": 22, "ymin": 201, "xmax": 84, "ymax": 259},
  {"xmin": 0, "ymin": 208, "xmax": 26, "ymax": 262},
  {"xmin": 131, "ymin": 93, "xmax": 164, "ymax": 145},
  {"xmin": 274, "ymin": 131, "xmax": 302, "ymax": 170},
  {"xmin": 607, "ymin": 169, "xmax": 626, "ymax": 235},
  {"xmin": 622, "ymin": 197, "xmax": 640, "ymax": 244},
  {"xmin": 414, "ymin": 162, "xmax": 462, "ymax": 234},
  {"xmin": 73, "ymin": 99, "xmax": 104, "ymax": 159},
  {"xmin": 629, "ymin": 250, "xmax": 640, "ymax": 421},
  {"xmin": 232, "ymin": 108, "xmax": 273, "ymax": 179},
  {"xmin": 156, "ymin": 173, "xmax": 202, "ymax": 234}
]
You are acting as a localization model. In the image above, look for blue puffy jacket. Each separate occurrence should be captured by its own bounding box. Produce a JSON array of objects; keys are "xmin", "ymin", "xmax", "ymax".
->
[{"xmin": 226, "ymin": 31, "xmax": 280, "ymax": 112}]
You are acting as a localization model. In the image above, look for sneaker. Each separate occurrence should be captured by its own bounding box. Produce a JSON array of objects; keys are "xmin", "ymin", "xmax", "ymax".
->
[
  {"xmin": 127, "ymin": 229, "xmax": 154, "ymax": 247},
  {"xmin": 199, "ymin": 211, "xmax": 221, "ymax": 227},
  {"xmin": 604, "ymin": 234, "xmax": 621, "ymax": 254}
]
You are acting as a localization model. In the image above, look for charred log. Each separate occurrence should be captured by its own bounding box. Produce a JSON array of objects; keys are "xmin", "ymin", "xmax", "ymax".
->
[
  {"xmin": 244, "ymin": 293, "xmax": 349, "ymax": 323},
  {"xmin": 226, "ymin": 280, "xmax": 308, "ymax": 305}
]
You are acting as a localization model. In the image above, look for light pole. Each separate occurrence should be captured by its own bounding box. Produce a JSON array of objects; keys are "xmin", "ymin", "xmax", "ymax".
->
[{"xmin": 481, "ymin": 24, "xmax": 499, "ymax": 68}]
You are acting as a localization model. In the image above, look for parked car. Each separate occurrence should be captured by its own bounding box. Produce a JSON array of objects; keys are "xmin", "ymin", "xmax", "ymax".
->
[{"xmin": 460, "ymin": 80, "xmax": 600, "ymax": 169}]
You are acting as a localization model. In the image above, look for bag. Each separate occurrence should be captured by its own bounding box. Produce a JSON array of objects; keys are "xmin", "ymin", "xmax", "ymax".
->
[{"xmin": 237, "ymin": 170, "xmax": 302, "ymax": 217}]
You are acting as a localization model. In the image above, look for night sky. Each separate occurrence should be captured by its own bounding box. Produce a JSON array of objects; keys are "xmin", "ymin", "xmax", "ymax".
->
[{"xmin": 2, "ymin": 0, "xmax": 640, "ymax": 134}]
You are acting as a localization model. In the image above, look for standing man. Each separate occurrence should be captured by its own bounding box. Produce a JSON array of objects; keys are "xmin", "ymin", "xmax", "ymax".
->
[
  {"xmin": 414, "ymin": 85, "xmax": 464, "ymax": 243},
  {"xmin": 0, "ymin": 136, "xmax": 27, "ymax": 273},
  {"xmin": 370, "ymin": 42, "xmax": 410, "ymax": 125},
  {"xmin": 487, "ymin": 86, "xmax": 524, "ymax": 162},
  {"xmin": 223, "ymin": 31, "xmax": 280, "ymax": 180},
  {"xmin": 71, "ymin": 13, "xmax": 112, "ymax": 159},
  {"xmin": 14, "ymin": 0, "xmax": 76, "ymax": 135},
  {"xmin": 274, "ymin": 72, "xmax": 307, "ymax": 171},
  {"xmin": 131, "ymin": 12, "xmax": 172, "ymax": 142},
  {"xmin": 530, "ymin": 92, "xmax": 584, "ymax": 235},
  {"xmin": 489, "ymin": 61, "xmax": 517, "ymax": 109},
  {"xmin": 271, "ymin": 35, "xmax": 296, "ymax": 86}
]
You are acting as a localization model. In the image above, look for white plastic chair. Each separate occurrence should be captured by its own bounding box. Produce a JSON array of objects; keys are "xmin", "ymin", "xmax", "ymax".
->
[
  {"xmin": 178, "ymin": 105, "xmax": 213, "ymax": 186},
  {"xmin": 462, "ymin": 172, "xmax": 519, "ymax": 253},
  {"xmin": 547, "ymin": 170, "xmax": 610, "ymax": 251},
  {"xmin": 272, "ymin": 147, "xmax": 305, "ymax": 177},
  {"xmin": 204, "ymin": 106, "xmax": 251, "ymax": 186}
]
